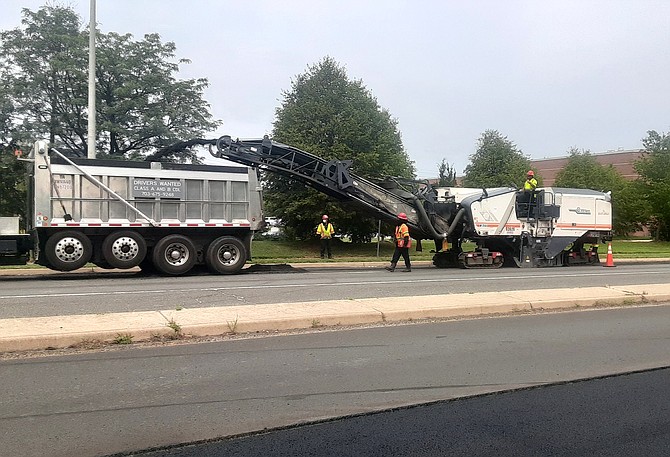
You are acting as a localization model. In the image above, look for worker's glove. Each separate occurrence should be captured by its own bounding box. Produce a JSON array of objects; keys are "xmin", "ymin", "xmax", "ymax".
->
[{"xmin": 397, "ymin": 240, "xmax": 404, "ymax": 248}]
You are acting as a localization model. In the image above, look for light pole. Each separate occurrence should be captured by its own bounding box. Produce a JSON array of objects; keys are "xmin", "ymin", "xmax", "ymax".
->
[{"xmin": 87, "ymin": 0, "xmax": 96, "ymax": 159}]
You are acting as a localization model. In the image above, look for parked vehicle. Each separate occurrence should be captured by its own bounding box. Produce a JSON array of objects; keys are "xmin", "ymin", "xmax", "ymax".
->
[{"xmin": 0, "ymin": 141, "xmax": 263, "ymax": 275}]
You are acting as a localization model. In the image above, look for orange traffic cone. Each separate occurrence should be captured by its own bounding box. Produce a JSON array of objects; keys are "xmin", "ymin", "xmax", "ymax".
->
[{"xmin": 604, "ymin": 242, "xmax": 616, "ymax": 267}]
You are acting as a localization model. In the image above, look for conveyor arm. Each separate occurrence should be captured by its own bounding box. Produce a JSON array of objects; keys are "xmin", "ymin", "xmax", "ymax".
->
[{"xmin": 210, "ymin": 136, "xmax": 447, "ymax": 240}]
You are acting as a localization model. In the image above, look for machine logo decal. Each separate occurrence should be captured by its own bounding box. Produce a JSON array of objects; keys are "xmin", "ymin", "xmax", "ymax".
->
[{"xmin": 569, "ymin": 207, "xmax": 591, "ymax": 215}]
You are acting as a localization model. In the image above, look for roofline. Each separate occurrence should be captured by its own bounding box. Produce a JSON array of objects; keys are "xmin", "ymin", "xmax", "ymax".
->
[{"xmin": 531, "ymin": 148, "xmax": 646, "ymax": 162}]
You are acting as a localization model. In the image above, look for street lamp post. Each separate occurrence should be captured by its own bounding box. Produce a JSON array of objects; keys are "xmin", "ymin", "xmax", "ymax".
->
[{"xmin": 87, "ymin": 0, "xmax": 96, "ymax": 159}]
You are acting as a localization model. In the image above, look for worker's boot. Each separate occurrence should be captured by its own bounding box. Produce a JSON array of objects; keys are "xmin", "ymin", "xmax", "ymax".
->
[
  {"xmin": 401, "ymin": 267, "xmax": 412, "ymax": 272},
  {"xmin": 385, "ymin": 263, "xmax": 396, "ymax": 272}
]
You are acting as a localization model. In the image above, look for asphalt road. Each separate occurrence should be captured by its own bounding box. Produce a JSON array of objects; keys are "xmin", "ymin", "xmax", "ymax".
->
[
  {"xmin": 122, "ymin": 368, "xmax": 670, "ymax": 457},
  {"xmin": 1, "ymin": 305, "xmax": 669, "ymax": 457},
  {"xmin": 1, "ymin": 263, "xmax": 670, "ymax": 318}
]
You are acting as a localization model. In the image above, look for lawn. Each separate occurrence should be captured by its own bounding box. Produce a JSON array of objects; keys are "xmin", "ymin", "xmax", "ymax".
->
[
  {"xmin": 251, "ymin": 238, "xmax": 670, "ymax": 263},
  {"xmin": 250, "ymin": 239, "xmax": 437, "ymax": 263},
  {"xmin": 611, "ymin": 240, "xmax": 670, "ymax": 258}
]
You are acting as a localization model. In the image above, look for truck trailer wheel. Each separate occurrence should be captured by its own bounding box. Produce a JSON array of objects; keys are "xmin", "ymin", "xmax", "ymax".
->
[
  {"xmin": 102, "ymin": 231, "xmax": 147, "ymax": 269},
  {"xmin": 44, "ymin": 231, "xmax": 93, "ymax": 271},
  {"xmin": 152, "ymin": 235, "xmax": 196, "ymax": 276},
  {"xmin": 206, "ymin": 236, "xmax": 247, "ymax": 274}
]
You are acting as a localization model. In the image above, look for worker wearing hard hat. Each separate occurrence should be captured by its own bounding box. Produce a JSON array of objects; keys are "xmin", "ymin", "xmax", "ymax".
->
[
  {"xmin": 522, "ymin": 170, "xmax": 539, "ymax": 218},
  {"xmin": 385, "ymin": 212, "xmax": 412, "ymax": 272},
  {"xmin": 316, "ymin": 214, "xmax": 335, "ymax": 259},
  {"xmin": 524, "ymin": 170, "xmax": 538, "ymax": 191}
]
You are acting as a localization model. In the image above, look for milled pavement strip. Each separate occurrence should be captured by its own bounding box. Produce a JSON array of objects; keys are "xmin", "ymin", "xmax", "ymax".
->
[
  {"xmin": 2, "ymin": 266, "xmax": 670, "ymax": 300},
  {"xmin": 1, "ymin": 283, "xmax": 669, "ymax": 352},
  {"xmin": 1, "ymin": 270, "xmax": 668, "ymax": 300}
]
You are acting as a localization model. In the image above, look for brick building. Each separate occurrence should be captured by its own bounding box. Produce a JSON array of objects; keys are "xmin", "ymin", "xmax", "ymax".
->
[
  {"xmin": 530, "ymin": 149, "xmax": 646, "ymax": 186},
  {"xmin": 531, "ymin": 148, "xmax": 649, "ymax": 236},
  {"xmin": 426, "ymin": 149, "xmax": 646, "ymax": 188}
]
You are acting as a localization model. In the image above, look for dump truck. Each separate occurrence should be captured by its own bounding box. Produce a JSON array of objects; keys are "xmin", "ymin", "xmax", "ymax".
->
[
  {"xmin": 0, "ymin": 141, "xmax": 263, "ymax": 275},
  {"xmin": 206, "ymin": 135, "xmax": 612, "ymax": 268}
]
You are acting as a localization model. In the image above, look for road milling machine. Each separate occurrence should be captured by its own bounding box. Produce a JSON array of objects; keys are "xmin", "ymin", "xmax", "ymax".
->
[{"xmin": 208, "ymin": 135, "xmax": 612, "ymax": 269}]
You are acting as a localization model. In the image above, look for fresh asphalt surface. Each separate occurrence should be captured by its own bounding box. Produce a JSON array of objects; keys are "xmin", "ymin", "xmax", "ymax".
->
[
  {"xmin": 1, "ymin": 263, "xmax": 670, "ymax": 318},
  {"xmin": 2, "ymin": 305, "xmax": 669, "ymax": 456},
  {"xmin": 117, "ymin": 368, "xmax": 670, "ymax": 457}
]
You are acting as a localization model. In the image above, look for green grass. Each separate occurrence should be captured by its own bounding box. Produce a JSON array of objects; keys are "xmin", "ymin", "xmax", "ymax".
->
[
  {"xmin": 250, "ymin": 239, "xmax": 670, "ymax": 263},
  {"xmin": 0, "ymin": 263, "xmax": 46, "ymax": 269},
  {"xmin": 250, "ymin": 239, "xmax": 437, "ymax": 263},
  {"xmin": 610, "ymin": 240, "xmax": 670, "ymax": 258}
]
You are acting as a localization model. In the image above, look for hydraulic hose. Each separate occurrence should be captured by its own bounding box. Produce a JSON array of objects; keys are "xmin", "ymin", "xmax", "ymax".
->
[
  {"xmin": 446, "ymin": 208, "xmax": 466, "ymax": 237},
  {"xmin": 410, "ymin": 195, "xmax": 466, "ymax": 241}
]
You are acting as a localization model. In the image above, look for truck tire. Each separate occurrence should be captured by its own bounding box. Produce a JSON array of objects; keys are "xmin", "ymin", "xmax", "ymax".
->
[
  {"xmin": 102, "ymin": 231, "xmax": 147, "ymax": 269},
  {"xmin": 44, "ymin": 231, "xmax": 93, "ymax": 271},
  {"xmin": 206, "ymin": 236, "xmax": 247, "ymax": 274},
  {"xmin": 152, "ymin": 235, "xmax": 196, "ymax": 276}
]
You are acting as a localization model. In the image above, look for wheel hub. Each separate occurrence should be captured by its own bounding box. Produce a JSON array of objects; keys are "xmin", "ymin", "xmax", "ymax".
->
[
  {"xmin": 111, "ymin": 237, "xmax": 139, "ymax": 261},
  {"xmin": 165, "ymin": 243, "xmax": 189, "ymax": 265},
  {"xmin": 55, "ymin": 237, "xmax": 84, "ymax": 262},
  {"xmin": 218, "ymin": 245, "xmax": 237, "ymax": 264}
]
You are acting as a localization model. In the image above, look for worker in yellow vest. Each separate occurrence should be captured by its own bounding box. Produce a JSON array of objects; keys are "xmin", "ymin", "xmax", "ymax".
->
[
  {"xmin": 524, "ymin": 170, "xmax": 538, "ymax": 191},
  {"xmin": 523, "ymin": 170, "xmax": 539, "ymax": 217},
  {"xmin": 385, "ymin": 212, "xmax": 412, "ymax": 272},
  {"xmin": 316, "ymin": 214, "xmax": 335, "ymax": 259}
]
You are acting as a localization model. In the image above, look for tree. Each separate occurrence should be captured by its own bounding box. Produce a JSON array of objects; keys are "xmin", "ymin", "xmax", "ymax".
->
[
  {"xmin": 0, "ymin": 78, "xmax": 27, "ymax": 226},
  {"xmin": 554, "ymin": 148, "xmax": 647, "ymax": 235},
  {"xmin": 554, "ymin": 148, "xmax": 624, "ymax": 191},
  {"xmin": 267, "ymin": 57, "xmax": 415, "ymax": 241},
  {"xmin": 463, "ymin": 130, "xmax": 532, "ymax": 188},
  {"xmin": 95, "ymin": 32, "xmax": 218, "ymax": 161},
  {"xmin": 0, "ymin": 145, "xmax": 28, "ymax": 227},
  {"xmin": 437, "ymin": 159, "xmax": 456, "ymax": 186},
  {"xmin": 635, "ymin": 129, "xmax": 670, "ymax": 240},
  {"xmin": 0, "ymin": 5, "xmax": 218, "ymax": 161},
  {"xmin": 0, "ymin": 6, "xmax": 86, "ymax": 147}
]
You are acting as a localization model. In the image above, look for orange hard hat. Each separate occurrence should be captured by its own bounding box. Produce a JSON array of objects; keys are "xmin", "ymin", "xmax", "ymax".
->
[
  {"xmin": 322, "ymin": 214, "xmax": 328, "ymax": 219},
  {"xmin": 398, "ymin": 212, "xmax": 408, "ymax": 221},
  {"xmin": 527, "ymin": 170, "xmax": 535, "ymax": 176}
]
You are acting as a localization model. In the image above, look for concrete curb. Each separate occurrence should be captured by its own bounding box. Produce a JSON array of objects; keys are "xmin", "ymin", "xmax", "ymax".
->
[{"xmin": 1, "ymin": 283, "xmax": 669, "ymax": 353}]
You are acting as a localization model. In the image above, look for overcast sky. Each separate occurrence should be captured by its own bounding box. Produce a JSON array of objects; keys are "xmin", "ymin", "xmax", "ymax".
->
[{"xmin": 3, "ymin": 1, "xmax": 669, "ymax": 177}]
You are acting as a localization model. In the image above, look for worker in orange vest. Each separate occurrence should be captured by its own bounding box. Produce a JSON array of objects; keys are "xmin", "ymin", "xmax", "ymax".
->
[
  {"xmin": 316, "ymin": 214, "xmax": 335, "ymax": 259},
  {"xmin": 385, "ymin": 212, "xmax": 412, "ymax": 272}
]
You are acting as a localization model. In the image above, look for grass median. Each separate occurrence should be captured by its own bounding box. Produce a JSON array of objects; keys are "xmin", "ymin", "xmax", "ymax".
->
[{"xmin": 250, "ymin": 238, "xmax": 670, "ymax": 263}]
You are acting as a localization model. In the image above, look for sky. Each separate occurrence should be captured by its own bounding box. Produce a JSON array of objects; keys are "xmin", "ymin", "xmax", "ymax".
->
[{"xmin": 2, "ymin": 0, "xmax": 669, "ymax": 178}]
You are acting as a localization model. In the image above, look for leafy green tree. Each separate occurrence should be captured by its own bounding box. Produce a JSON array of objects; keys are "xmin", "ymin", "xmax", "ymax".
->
[
  {"xmin": 0, "ymin": 78, "xmax": 27, "ymax": 226},
  {"xmin": 95, "ymin": 32, "xmax": 218, "ymax": 161},
  {"xmin": 437, "ymin": 159, "xmax": 456, "ymax": 186},
  {"xmin": 0, "ymin": 6, "xmax": 86, "ymax": 147},
  {"xmin": 613, "ymin": 180, "xmax": 652, "ymax": 236},
  {"xmin": 0, "ymin": 5, "xmax": 218, "ymax": 161},
  {"xmin": 267, "ymin": 57, "xmax": 415, "ymax": 241},
  {"xmin": 554, "ymin": 148, "xmax": 624, "ymax": 191},
  {"xmin": 0, "ymin": 145, "xmax": 28, "ymax": 227},
  {"xmin": 635, "ymin": 129, "xmax": 670, "ymax": 240},
  {"xmin": 554, "ymin": 148, "xmax": 647, "ymax": 235},
  {"xmin": 463, "ymin": 130, "xmax": 532, "ymax": 188}
]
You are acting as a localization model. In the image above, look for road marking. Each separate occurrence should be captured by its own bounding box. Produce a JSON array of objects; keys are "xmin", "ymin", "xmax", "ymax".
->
[{"xmin": 1, "ymin": 269, "xmax": 668, "ymax": 300}]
